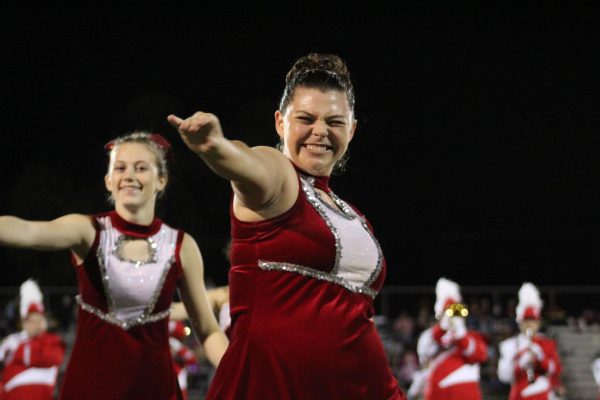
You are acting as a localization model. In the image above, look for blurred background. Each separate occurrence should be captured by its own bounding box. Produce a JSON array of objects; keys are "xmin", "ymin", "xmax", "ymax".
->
[{"xmin": 2, "ymin": 4, "xmax": 599, "ymax": 399}]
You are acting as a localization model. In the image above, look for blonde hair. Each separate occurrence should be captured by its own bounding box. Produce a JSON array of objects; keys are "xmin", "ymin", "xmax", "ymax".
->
[{"xmin": 105, "ymin": 131, "xmax": 171, "ymax": 201}]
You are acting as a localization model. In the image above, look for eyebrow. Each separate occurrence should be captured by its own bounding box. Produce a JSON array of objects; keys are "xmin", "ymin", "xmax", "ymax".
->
[
  {"xmin": 295, "ymin": 110, "xmax": 347, "ymax": 119},
  {"xmin": 113, "ymin": 160, "xmax": 152, "ymax": 164}
]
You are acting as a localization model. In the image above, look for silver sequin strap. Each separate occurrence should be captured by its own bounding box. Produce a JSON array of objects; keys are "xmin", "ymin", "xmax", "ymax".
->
[
  {"xmin": 259, "ymin": 261, "xmax": 378, "ymax": 299},
  {"xmin": 76, "ymin": 295, "xmax": 171, "ymax": 330}
]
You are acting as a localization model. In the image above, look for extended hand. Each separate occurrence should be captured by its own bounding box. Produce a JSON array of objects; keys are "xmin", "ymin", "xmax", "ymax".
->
[
  {"xmin": 518, "ymin": 343, "xmax": 544, "ymax": 370},
  {"xmin": 439, "ymin": 316, "xmax": 467, "ymax": 347},
  {"xmin": 167, "ymin": 112, "xmax": 224, "ymax": 154},
  {"xmin": 518, "ymin": 350, "xmax": 535, "ymax": 370}
]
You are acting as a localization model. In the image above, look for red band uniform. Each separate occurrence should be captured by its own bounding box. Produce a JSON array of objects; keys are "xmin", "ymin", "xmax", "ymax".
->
[
  {"xmin": 497, "ymin": 283, "xmax": 563, "ymax": 400},
  {"xmin": 0, "ymin": 280, "xmax": 65, "ymax": 400},
  {"xmin": 411, "ymin": 277, "xmax": 488, "ymax": 400}
]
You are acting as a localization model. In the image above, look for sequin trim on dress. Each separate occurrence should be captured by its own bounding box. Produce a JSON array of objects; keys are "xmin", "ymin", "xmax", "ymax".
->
[
  {"xmin": 75, "ymin": 295, "xmax": 171, "ymax": 330},
  {"xmin": 258, "ymin": 260, "xmax": 378, "ymax": 299},
  {"xmin": 95, "ymin": 216, "xmax": 176, "ymax": 327},
  {"xmin": 256, "ymin": 175, "xmax": 383, "ymax": 298},
  {"xmin": 359, "ymin": 216, "xmax": 384, "ymax": 287},
  {"xmin": 304, "ymin": 176, "xmax": 356, "ymax": 220},
  {"xmin": 300, "ymin": 177, "xmax": 343, "ymax": 275},
  {"xmin": 112, "ymin": 235, "xmax": 158, "ymax": 268},
  {"xmin": 301, "ymin": 175, "xmax": 384, "ymax": 284}
]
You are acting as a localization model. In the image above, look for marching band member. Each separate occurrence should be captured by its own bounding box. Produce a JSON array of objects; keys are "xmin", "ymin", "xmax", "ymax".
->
[
  {"xmin": 497, "ymin": 282, "xmax": 565, "ymax": 400},
  {"xmin": 0, "ymin": 279, "xmax": 65, "ymax": 400},
  {"xmin": 410, "ymin": 277, "xmax": 488, "ymax": 400}
]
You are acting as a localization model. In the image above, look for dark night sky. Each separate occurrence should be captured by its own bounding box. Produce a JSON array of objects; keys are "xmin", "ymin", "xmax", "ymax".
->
[{"xmin": 2, "ymin": 5, "xmax": 599, "ymax": 291}]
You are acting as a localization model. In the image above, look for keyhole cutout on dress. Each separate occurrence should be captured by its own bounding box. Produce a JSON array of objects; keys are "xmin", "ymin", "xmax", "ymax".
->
[
  {"xmin": 114, "ymin": 236, "xmax": 157, "ymax": 266},
  {"xmin": 314, "ymin": 188, "xmax": 340, "ymax": 211}
]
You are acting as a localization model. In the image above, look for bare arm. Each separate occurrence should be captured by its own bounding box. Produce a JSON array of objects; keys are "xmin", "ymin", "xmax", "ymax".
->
[
  {"xmin": 170, "ymin": 302, "xmax": 188, "ymax": 321},
  {"xmin": 177, "ymin": 233, "xmax": 228, "ymax": 367},
  {"xmin": 207, "ymin": 286, "xmax": 229, "ymax": 310},
  {"xmin": 170, "ymin": 286, "xmax": 229, "ymax": 321},
  {"xmin": 0, "ymin": 214, "xmax": 95, "ymax": 259},
  {"xmin": 167, "ymin": 112, "xmax": 295, "ymax": 213}
]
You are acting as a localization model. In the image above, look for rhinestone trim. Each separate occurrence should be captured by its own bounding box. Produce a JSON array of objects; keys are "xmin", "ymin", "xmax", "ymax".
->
[
  {"xmin": 259, "ymin": 261, "xmax": 377, "ymax": 298},
  {"xmin": 112, "ymin": 235, "xmax": 158, "ymax": 268},
  {"xmin": 301, "ymin": 175, "xmax": 383, "ymax": 283},
  {"xmin": 95, "ymin": 216, "xmax": 176, "ymax": 325},
  {"xmin": 301, "ymin": 177, "xmax": 343, "ymax": 275},
  {"xmin": 76, "ymin": 295, "xmax": 171, "ymax": 330}
]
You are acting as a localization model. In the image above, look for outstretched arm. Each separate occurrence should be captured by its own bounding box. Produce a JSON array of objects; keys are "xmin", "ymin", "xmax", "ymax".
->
[
  {"xmin": 0, "ymin": 214, "xmax": 95, "ymax": 259},
  {"xmin": 167, "ymin": 112, "xmax": 295, "ymax": 214},
  {"xmin": 177, "ymin": 233, "xmax": 229, "ymax": 367}
]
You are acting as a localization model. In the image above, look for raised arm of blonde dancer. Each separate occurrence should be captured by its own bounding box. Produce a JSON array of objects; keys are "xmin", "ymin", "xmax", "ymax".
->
[
  {"xmin": 0, "ymin": 214, "xmax": 95, "ymax": 261},
  {"xmin": 167, "ymin": 112, "xmax": 296, "ymax": 216},
  {"xmin": 177, "ymin": 233, "xmax": 228, "ymax": 367}
]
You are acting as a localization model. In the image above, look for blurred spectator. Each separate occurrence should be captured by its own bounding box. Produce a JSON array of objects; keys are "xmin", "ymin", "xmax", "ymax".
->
[
  {"xmin": 393, "ymin": 311, "xmax": 417, "ymax": 349},
  {"xmin": 396, "ymin": 350, "xmax": 419, "ymax": 390}
]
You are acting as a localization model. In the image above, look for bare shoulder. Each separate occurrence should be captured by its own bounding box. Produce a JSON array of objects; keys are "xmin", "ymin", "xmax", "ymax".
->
[
  {"xmin": 180, "ymin": 232, "xmax": 200, "ymax": 248},
  {"xmin": 250, "ymin": 145, "xmax": 289, "ymax": 163},
  {"xmin": 179, "ymin": 232, "xmax": 203, "ymax": 270},
  {"xmin": 251, "ymin": 146, "xmax": 296, "ymax": 178}
]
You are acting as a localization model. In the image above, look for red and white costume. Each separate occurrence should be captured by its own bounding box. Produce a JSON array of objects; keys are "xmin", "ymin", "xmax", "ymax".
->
[
  {"xmin": 0, "ymin": 280, "xmax": 65, "ymax": 400},
  {"xmin": 497, "ymin": 283, "xmax": 563, "ymax": 400},
  {"xmin": 206, "ymin": 165, "xmax": 406, "ymax": 400},
  {"xmin": 59, "ymin": 211, "xmax": 184, "ymax": 399},
  {"xmin": 411, "ymin": 278, "xmax": 488, "ymax": 400}
]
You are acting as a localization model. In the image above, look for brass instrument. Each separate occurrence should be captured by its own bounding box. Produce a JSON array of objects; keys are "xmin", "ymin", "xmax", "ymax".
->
[
  {"xmin": 525, "ymin": 327, "xmax": 535, "ymax": 383},
  {"xmin": 443, "ymin": 303, "xmax": 469, "ymax": 318}
]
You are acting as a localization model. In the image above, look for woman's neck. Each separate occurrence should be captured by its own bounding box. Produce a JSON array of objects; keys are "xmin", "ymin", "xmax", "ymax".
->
[
  {"xmin": 291, "ymin": 161, "xmax": 331, "ymax": 192},
  {"xmin": 114, "ymin": 203, "xmax": 156, "ymax": 226}
]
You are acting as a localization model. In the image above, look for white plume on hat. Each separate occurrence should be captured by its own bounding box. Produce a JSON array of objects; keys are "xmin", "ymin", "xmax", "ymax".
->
[
  {"xmin": 516, "ymin": 282, "xmax": 543, "ymax": 322},
  {"xmin": 19, "ymin": 279, "xmax": 45, "ymax": 319},
  {"xmin": 434, "ymin": 277, "xmax": 462, "ymax": 317}
]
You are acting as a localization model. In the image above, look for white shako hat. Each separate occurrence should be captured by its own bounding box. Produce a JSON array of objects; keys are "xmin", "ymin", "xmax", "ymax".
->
[
  {"xmin": 19, "ymin": 278, "xmax": 45, "ymax": 320},
  {"xmin": 516, "ymin": 282, "xmax": 543, "ymax": 322},
  {"xmin": 434, "ymin": 277, "xmax": 462, "ymax": 318}
]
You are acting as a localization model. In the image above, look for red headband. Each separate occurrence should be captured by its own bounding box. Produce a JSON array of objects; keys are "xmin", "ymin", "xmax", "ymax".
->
[{"xmin": 104, "ymin": 133, "xmax": 172, "ymax": 158}]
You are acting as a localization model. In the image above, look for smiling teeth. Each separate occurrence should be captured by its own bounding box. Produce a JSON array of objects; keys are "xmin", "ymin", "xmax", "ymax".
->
[{"xmin": 306, "ymin": 144, "xmax": 330, "ymax": 153}]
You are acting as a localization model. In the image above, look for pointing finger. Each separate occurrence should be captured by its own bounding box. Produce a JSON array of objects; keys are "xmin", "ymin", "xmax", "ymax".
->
[{"xmin": 167, "ymin": 114, "xmax": 183, "ymax": 128}]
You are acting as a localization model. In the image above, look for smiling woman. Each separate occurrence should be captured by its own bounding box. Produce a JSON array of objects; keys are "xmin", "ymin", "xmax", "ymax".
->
[
  {"xmin": 0, "ymin": 132, "xmax": 228, "ymax": 399},
  {"xmin": 168, "ymin": 53, "xmax": 406, "ymax": 399}
]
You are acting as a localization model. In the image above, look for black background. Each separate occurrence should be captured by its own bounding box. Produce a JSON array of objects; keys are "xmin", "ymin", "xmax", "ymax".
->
[{"xmin": 2, "ymin": 5, "xmax": 599, "ymax": 292}]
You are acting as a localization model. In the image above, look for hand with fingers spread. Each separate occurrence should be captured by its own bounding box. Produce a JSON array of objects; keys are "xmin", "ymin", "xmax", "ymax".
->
[{"xmin": 167, "ymin": 112, "xmax": 224, "ymax": 155}]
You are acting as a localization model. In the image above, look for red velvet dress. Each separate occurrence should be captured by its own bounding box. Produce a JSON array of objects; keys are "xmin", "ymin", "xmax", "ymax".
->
[
  {"xmin": 59, "ymin": 211, "xmax": 184, "ymax": 400},
  {"xmin": 206, "ymin": 168, "xmax": 405, "ymax": 400}
]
